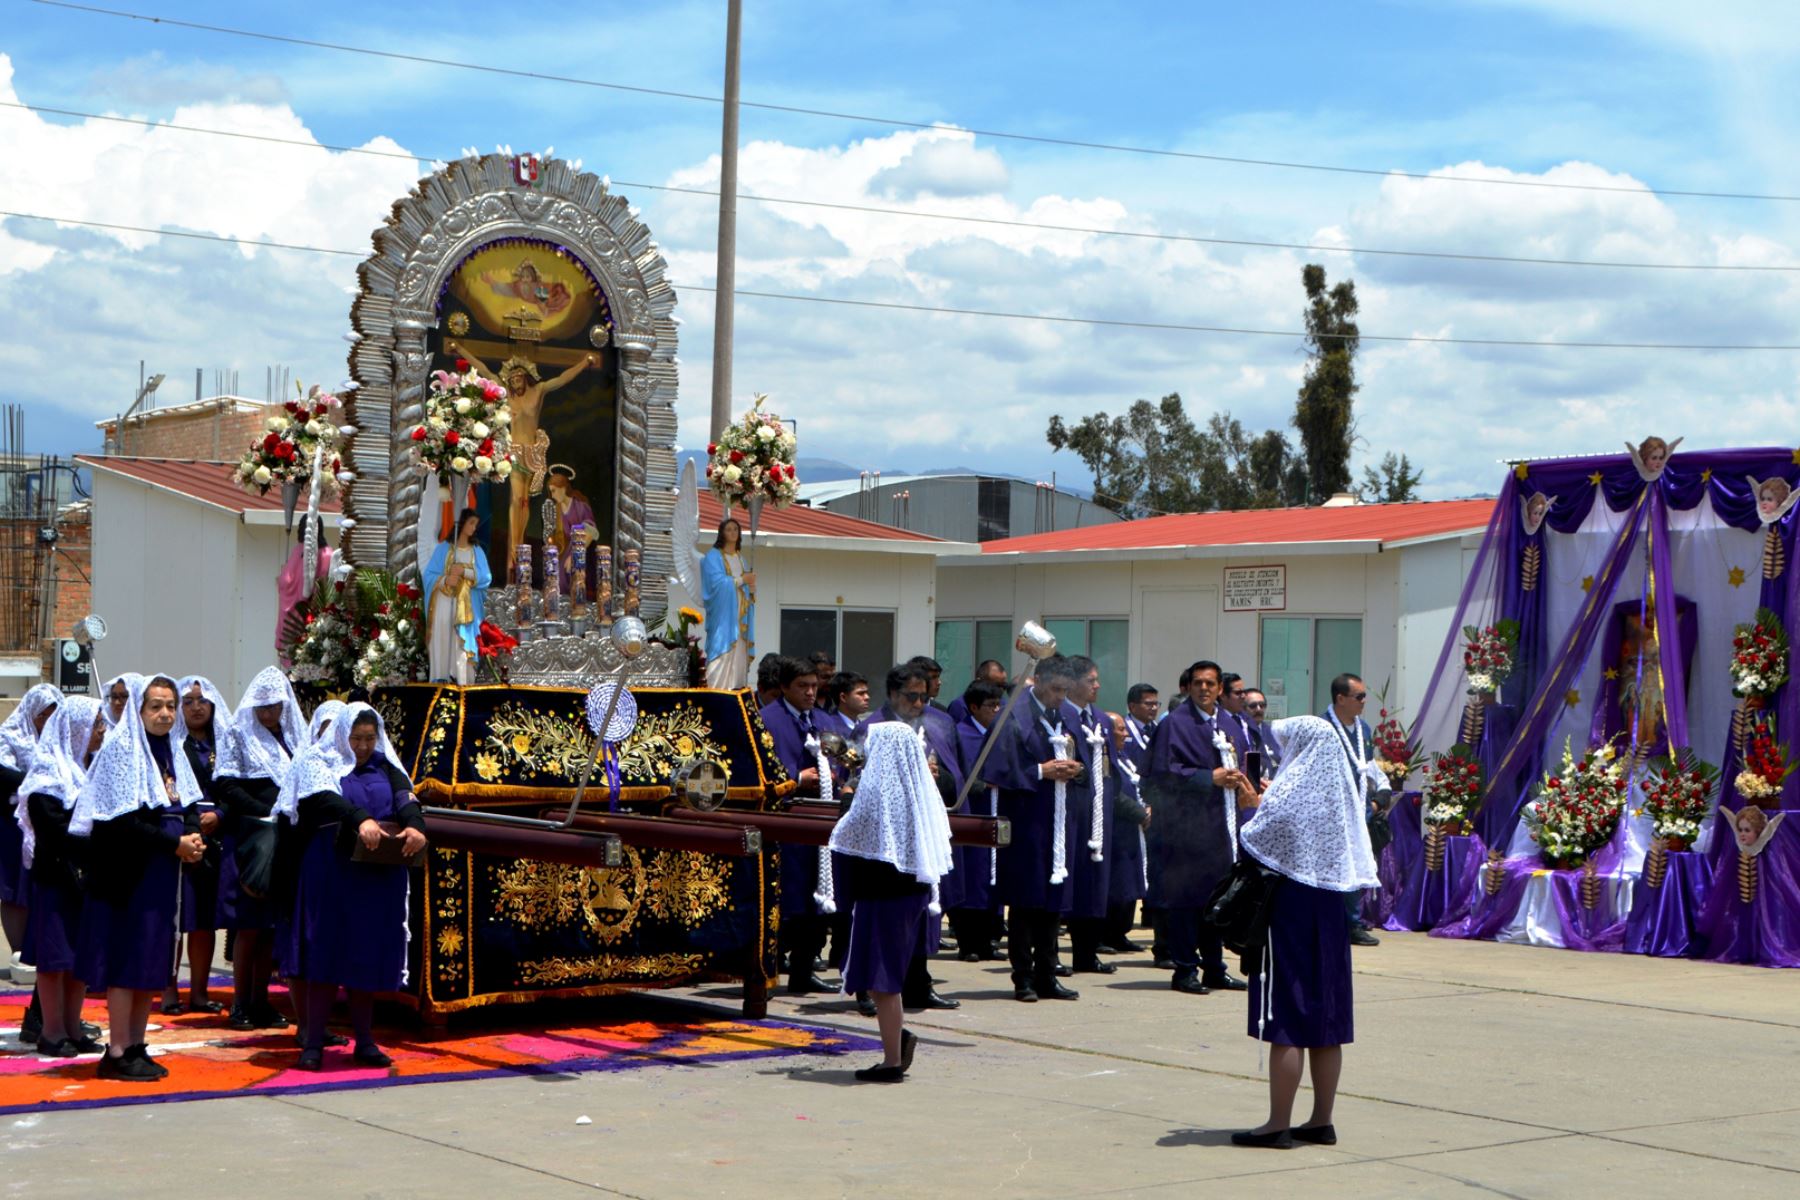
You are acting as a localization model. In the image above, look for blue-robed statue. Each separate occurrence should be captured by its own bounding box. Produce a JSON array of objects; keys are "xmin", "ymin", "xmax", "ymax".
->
[
  {"xmin": 700, "ymin": 516, "xmax": 755, "ymax": 689},
  {"xmin": 422, "ymin": 508, "xmax": 492, "ymax": 685}
]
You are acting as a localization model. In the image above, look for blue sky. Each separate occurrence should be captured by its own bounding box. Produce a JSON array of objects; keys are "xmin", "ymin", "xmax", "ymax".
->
[{"xmin": 4, "ymin": 0, "xmax": 1797, "ymax": 497}]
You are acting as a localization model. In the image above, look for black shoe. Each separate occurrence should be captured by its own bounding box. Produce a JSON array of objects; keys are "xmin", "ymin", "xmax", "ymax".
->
[
  {"xmin": 96, "ymin": 1049, "xmax": 161, "ymax": 1082},
  {"xmin": 1151, "ymin": 956, "xmax": 1176, "ymax": 971},
  {"xmin": 227, "ymin": 1007, "xmax": 258, "ymax": 1031},
  {"xmin": 786, "ymin": 973, "xmax": 833, "ymax": 995},
  {"xmin": 351, "ymin": 1047, "xmax": 394, "ymax": 1068},
  {"xmin": 1053, "ymin": 963, "xmax": 1072, "ymax": 978},
  {"xmin": 295, "ymin": 1049, "xmax": 324, "ymax": 1072},
  {"xmin": 1349, "ymin": 927, "xmax": 1381, "ymax": 947},
  {"xmin": 853, "ymin": 1063, "xmax": 905, "ymax": 1083},
  {"xmin": 899, "ymin": 1029, "xmax": 918, "ymax": 1073},
  {"xmin": 1034, "ymin": 980, "xmax": 1079, "ymax": 1001},
  {"xmin": 1231, "ymin": 1129, "xmax": 1294, "ymax": 1149},
  {"xmin": 1013, "ymin": 985, "xmax": 1039, "ymax": 1003},
  {"xmin": 124, "ymin": 1044, "xmax": 169, "ymax": 1079},
  {"xmin": 903, "ymin": 990, "xmax": 960, "ymax": 1011},
  {"xmin": 1072, "ymin": 959, "xmax": 1117, "ymax": 975},
  {"xmin": 1292, "ymin": 1123, "xmax": 1337, "ymax": 1146},
  {"xmin": 855, "ymin": 992, "xmax": 877, "ymax": 1018},
  {"xmin": 1202, "ymin": 971, "xmax": 1250, "ymax": 992},
  {"xmin": 38, "ymin": 1037, "xmax": 78, "ymax": 1059},
  {"xmin": 1171, "ymin": 976, "xmax": 1211, "ymax": 995}
]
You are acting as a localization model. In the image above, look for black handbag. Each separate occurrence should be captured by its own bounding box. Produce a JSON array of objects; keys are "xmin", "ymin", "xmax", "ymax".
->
[
  {"xmin": 1203, "ymin": 856, "xmax": 1283, "ymax": 957},
  {"xmin": 234, "ymin": 818, "xmax": 279, "ymax": 900}
]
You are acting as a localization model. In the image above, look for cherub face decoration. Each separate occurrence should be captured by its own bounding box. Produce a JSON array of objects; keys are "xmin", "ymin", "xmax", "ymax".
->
[
  {"xmin": 1749, "ymin": 476, "xmax": 1799, "ymax": 528},
  {"xmin": 1627, "ymin": 435, "xmax": 1683, "ymax": 481},
  {"xmin": 1521, "ymin": 491, "xmax": 1555, "ymax": 536}
]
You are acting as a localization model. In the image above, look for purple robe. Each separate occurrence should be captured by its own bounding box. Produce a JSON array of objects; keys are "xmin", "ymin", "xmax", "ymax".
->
[{"xmin": 1143, "ymin": 698, "xmax": 1235, "ymax": 909}]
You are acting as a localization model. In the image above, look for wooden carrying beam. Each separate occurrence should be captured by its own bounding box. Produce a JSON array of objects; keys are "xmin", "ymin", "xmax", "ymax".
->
[
  {"xmin": 553, "ymin": 810, "xmax": 763, "ymax": 857},
  {"xmin": 423, "ymin": 807, "xmax": 623, "ymax": 868}
]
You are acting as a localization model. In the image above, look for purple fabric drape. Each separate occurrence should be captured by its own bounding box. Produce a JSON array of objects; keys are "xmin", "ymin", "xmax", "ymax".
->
[{"xmin": 1623, "ymin": 852, "xmax": 1710, "ymax": 957}]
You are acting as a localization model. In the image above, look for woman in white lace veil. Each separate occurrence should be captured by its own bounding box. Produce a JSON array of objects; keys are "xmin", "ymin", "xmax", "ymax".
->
[
  {"xmin": 828, "ymin": 721, "xmax": 953, "ymax": 1083},
  {"xmin": 0, "ymin": 681, "xmax": 61, "ymax": 972},
  {"xmin": 16, "ymin": 696, "xmax": 103, "ymax": 1055},
  {"xmin": 213, "ymin": 666, "xmax": 305, "ymax": 1030},
  {"xmin": 1231, "ymin": 715, "xmax": 1379, "ymax": 1151},
  {"xmin": 71, "ymin": 674, "xmax": 208, "ymax": 1081}
]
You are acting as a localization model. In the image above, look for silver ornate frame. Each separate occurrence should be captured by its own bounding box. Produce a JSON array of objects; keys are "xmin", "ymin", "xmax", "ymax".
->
[{"xmin": 341, "ymin": 154, "xmax": 679, "ymax": 624}]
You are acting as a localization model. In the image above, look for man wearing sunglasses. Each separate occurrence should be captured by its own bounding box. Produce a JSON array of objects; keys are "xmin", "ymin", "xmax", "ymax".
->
[{"xmin": 1326, "ymin": 673, "xmax": 1387, "ymax": 947}]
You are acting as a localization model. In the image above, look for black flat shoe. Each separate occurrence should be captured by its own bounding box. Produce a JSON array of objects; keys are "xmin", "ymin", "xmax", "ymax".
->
[
  {"xmin": 899, "ymin": 1029, "xmax": 918, "ymax": 1073},
  {"xmin": 1171, "ymin": 976, "xmax": 1211, "ymax": 995},
  {"xmin": 786, "ymin": 973, "xmax": 834, "ymax": 995},
  {"xmin": 1202, "ymin": 971, "xmax": 1250, "ymax": 992},
  {"xmin": 1231, "ymin": 1129, "xmax": 1294, "ymax": 1149},
  {"xmin": 1013, "ymin": 985, "xmax": 1039, "ymax": 1003},
  {"xmin": 1292, "ymin": 1124, "xmax": 1337, "ymax": 1146},
  {"xmin": 853, "ymin": 1063, "xmax": 904, "ymax": 1083},
  {"xmin": 295, "ymin": 1049, "xmax": 324, "ymax": 1072},
  {"xmin": 1072, "ymin": 960, "xmax": 1117, "ymax": 975},
  {"xmin": 1035, "ymin": 980, "xmax": 1080, "ymax": 1001}
]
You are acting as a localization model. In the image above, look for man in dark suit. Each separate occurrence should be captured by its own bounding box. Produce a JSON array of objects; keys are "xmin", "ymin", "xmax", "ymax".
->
[{"xmin": 1323, "ymin": 672, "xmax": 1387, "ymax": 947}]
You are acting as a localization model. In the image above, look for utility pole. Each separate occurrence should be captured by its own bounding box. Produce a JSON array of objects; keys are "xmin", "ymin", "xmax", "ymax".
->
[{"xmin": 708, "ymin": 0, "xmax": 744, "ymax": 442}]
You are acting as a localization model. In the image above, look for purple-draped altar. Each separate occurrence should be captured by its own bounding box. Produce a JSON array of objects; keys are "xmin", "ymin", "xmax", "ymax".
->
[{"xmin": 1401, "ymin": 445, "xmax": 1800, "ymax": 968}]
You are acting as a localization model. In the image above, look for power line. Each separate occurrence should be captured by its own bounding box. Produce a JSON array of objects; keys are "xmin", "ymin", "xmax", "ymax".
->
[
  {"xmin": 29, "ymin": 0, "xmax": 1800, "ymax": 205},
  {"xmin": 5, "ymin": 100, "xmax": 1793, "ymax": 276},
  {"xmin": 5, "ymin": 208, "xmax": 1798, "ymax": 352}
]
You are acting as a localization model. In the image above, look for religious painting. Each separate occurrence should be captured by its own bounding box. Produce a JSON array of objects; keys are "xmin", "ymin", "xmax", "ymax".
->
[{"xmin": 435, "ymin": 238, "xmax": 618, "ymax": 591}]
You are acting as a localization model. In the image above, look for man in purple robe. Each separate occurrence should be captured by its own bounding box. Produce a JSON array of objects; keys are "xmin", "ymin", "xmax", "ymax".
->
[
  {"xmin": 981, "ymin": 655, "xmax": 1093, "ymax": 1002},
  {"xmin": 1144, "ymin": 660, "xmax": 1252, "ymax": 995},
  {"xmin": 759, "ymin": 657, "xmax": 836, "ymax": 994},
  {"xmin": 1064, "ymin": 656, "xmax": 1119, "ymax": 975},
  {"xmin": 950, "ymin": 680, "xmax": 1006, "ymax": 961},
  {"xmin": 854, "ymin": 662, "xmax": 964, "ymax": 1010}
]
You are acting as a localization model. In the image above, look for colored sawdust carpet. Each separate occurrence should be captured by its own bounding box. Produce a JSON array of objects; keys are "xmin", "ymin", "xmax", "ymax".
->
[{"xmin": 0, "ymin": 984, "xmax": 876, "ymax": 1115}]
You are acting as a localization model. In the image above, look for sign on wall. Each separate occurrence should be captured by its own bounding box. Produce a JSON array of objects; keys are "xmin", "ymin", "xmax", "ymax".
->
[{"xmin": 1222, "ymin": 565, "xmax": 1286, "ymax": 612}]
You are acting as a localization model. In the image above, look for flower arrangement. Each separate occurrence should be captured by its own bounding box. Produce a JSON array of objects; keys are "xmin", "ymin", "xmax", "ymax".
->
[
  {"xmin": 1528, "ymin": 737, "xmax": 1629, "ymax": 869},
  {"xmin": 1462, "ymin": 619, "xmax": 1521, "ymax": 695},
  {"xmin": 705, "ymin": 393, "xmax": 798, "ymax": 510},
  {"xmin": 1639, "ymin": 754, "xmax": 1718, "ymax": 851},
  {"xmin": 477, "ymin": 620, "xmax": 520, "ymax": 684},
  {"xmin": 236, "ymin": 383, "xmax": 348, "ymax": 495},
  {"xmin": 287, "ymin": 571, "xmax": 425, "ymax": 691},
  {"xmin": 1734, "ymin": 716, "xmax": 1791, "ymax": 808},
  {"xmin": 1728, "ymin": 607, "xmax": 1788, "ymax": 703},
  {"xmin": 409, "ymin": 360, "xmax": 515, "ymax": 486},
  {"xmin": 1372, "ymin": 705, "xmax": 1416, "ymax": 789},
  {"xmin": 1421, "ymin": 744, "xmax": 1481, "ymax": 833}
]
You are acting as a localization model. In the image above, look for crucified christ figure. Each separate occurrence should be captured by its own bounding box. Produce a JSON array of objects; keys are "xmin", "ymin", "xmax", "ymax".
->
[{"xmin": 446, "ymin": 340, "xmax": 600, "ymax": 569}]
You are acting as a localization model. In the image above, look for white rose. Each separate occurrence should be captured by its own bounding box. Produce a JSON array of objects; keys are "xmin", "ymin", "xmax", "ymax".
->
[
  {"xmin": 723, "ymin": 465, "xmax": 742, "ymax": 483},
  {"xmin": 451, "ymin": 455, "xmax": 472, "ymax": 472},
  {"xmin": 472, "ymin": 421, "xmax": 491, "ymax": 439},
  {"xmin": 252, "ymin": 465, "xmax": 273, "ymax": 485},
  {"xmin": 454, "ymin": 398, "xmax": 473, "ymax": 414},
  {"xmin": 756, "ymin": 425, "xmax": 776, "ymax": 442},
  {"xmin": 474, "ymin": 455, "xmax": 494, "ymax": 473}
]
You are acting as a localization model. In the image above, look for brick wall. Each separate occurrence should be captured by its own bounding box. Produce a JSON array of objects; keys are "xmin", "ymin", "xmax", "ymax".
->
[{"xmin": 100, "ymin": 401, "xmax": 276, "ymax": 461}]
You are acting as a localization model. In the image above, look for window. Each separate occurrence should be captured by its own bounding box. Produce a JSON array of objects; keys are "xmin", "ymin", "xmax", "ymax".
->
[
  {"xmin": 779, "ymin": 607, "xmax": 896, "ymax": 683},
  {"xmin": 1259, "ymin": 616, "xmax": 1362, "ymax": 719},
  {"xmin": 1044, "ymin": 617, "xmax": 1130, "ymax": 713},
  {"xmin": 934, "ymin": 619, "xmax": 1013, "ymax": 692}
]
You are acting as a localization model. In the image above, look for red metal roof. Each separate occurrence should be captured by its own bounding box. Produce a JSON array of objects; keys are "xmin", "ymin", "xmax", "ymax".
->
[
  {"xmin": 980, "ymin": 499, "xmax": 1495, "ymax": 554},
  {"xmin": 699, "ymin": 492, "xmax": 938, "ymax": 542},
  {"xmin": 77, "ymin": 456, "xmax": 343, "ymax": 515}
]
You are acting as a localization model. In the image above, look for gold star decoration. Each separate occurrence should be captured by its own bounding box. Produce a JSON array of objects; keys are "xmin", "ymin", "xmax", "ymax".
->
[
  {"xmin": 1588, "ymin": 471, "xmax": 1604, "ymax": 486},
  {"xmin": 1603, "ymin": 667, "xmax": 1620, "ymax": 680},
  {"xmin": 1728, "ymin": 565, "xmax": 1748, "ymax": 588},
  {"xmin": 1581, "ymin": 574, "xmax": 1595, "ymax": 592},
  {"xmin": 1513, "ymin": 462, "xmax": 1531, "ymax": 480},
  {"xmin": 1565, "ymin": 689, "xmax": 1582, "ymax": 708}
]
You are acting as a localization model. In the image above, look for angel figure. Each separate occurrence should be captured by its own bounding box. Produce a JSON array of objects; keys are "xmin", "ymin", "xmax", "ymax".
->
[
  {"xmin": 1748, "ymin": 476, "xmax": 1800, "ymax": 527},
  {"xmin": 1521, "ymin": 490, "xmax": 1556, "ymax": 536},
  {"xmin": 670, "ymin": 459, "xmax": 755, "ymax": 690},
  {"xmin": 1626, "ymin": 435, "xmax": 1683, "ymax": 481}
]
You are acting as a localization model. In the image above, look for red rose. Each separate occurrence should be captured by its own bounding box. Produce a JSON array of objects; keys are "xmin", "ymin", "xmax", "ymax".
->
[
  {"xmin": 411, "ymin": 426, "xmax": 427, "ymax": 441},
  {"xmin": 445, "ymin": 431, "xmax": 461, "ymax": 446}
]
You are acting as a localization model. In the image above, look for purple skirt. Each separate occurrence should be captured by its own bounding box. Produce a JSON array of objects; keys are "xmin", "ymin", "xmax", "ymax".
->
[
  {"xmin": 24, "ymin": 876, "xmax": 82, "ymax": 973},
  {"xmin": 216, "ymin": 830, "xmax": 273, "ymax": 930},
  {"xmin": 0, "ymin": 807, "xmax": 27, "ymax": 907},
  {"xmin": 278, "ymin": 826, "xmax": 409, "ymax": 993},
  {"xmin": 1247, "ymin": 876, "xmax": 1355, "ymax": 1047},
  {"xmin": 75, "ymin": 810, "xmax": 184, "ymax": 992},
  {"xmin": 841, "ymin": 892, "xmax": 930, "ymax": 995}
]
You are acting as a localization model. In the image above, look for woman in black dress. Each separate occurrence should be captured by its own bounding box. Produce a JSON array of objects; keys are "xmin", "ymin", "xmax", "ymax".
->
[
  {"xmin": 275, "ymin": 703, "xmax": 425, "ymax": 1071},
  {"xmin": 71, "ymin": 675, "xmax": 208, "ymax": 1081},
  {"xmin": 164, "ymin": 675, "xmax": 232, "ymax": 1015},
  {"xmin": 1231, "ymin": 715, "xmax": 1380, "ymax": 1149},
  {"xmin": 17, "ymin": 696, "xmax": 103, "ymax": 1055},
  {"xmin": 213, "ymin": 666, "xmax": 304, "ymax": 1030}
]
